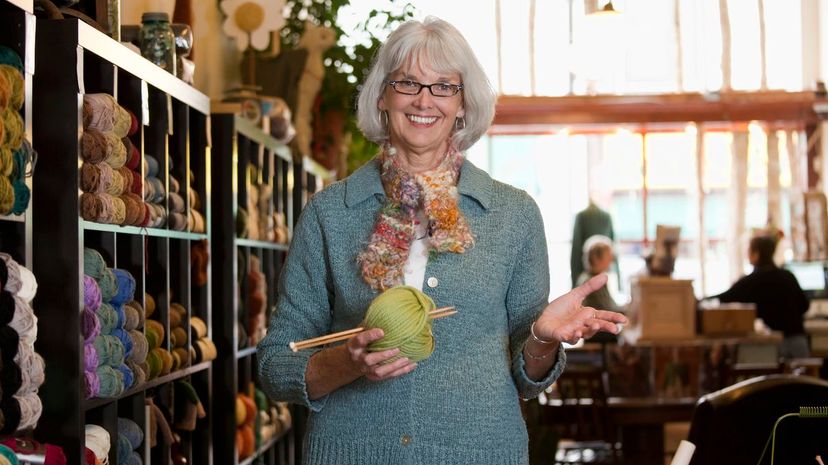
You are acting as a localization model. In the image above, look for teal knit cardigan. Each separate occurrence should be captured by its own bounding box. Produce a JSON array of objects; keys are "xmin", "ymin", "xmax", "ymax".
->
[{"xmin": 257, "ymin": 158, "xmax": 566, "ymax": 465}]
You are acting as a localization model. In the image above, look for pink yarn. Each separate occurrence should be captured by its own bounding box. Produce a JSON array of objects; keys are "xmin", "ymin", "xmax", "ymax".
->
[
  {"xmin": 81, "ymin": 307, "xmax": 101, "ymax": 344},
  {"xmin": 84, "ymin": 370, "xmax": 100, "ymax": 399},
  {"xmin": 84, "ymin": 342, "xmax": 98, "ymax": 372}
]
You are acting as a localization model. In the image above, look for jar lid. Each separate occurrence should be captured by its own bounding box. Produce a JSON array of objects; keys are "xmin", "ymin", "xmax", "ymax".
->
[{"xmin": 142, "ymin": 12, "xmax": 170, "ymax": 22}]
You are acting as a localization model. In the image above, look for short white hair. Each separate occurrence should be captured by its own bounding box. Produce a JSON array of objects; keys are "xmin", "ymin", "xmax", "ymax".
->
[{"xmin": 356, "ymin": 17, "xmax": 496, "ymax": 152}]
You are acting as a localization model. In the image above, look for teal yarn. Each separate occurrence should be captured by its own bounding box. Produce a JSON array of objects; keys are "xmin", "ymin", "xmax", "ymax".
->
[
  {"xmin": 111, "ymin": 328, "xmax": 133, "ymax": 356},
  {"xmin": 93, "ymin": 334, "xmax": 125, "ymax": 367},
  {"xmin": 96, "ymin": 302, "xmax": 118, "ymax": 334},
  {"xmin": 110, "ymin": 269, "xmax": 135, "ymax": 305},
  {"xmin": 117, "ymin": 434, "xmax": 132, "ymax": 465},
  {"xmin": 84, "ymin": 248, "xmax": 107, "ymax": 280},
  {"xmin": 118, "ymin": 417, "xmax": 143, "ymax": 449},
  {"xmin": 0, "ymin": 46, "xmax": 23, "ymax": 73},
  {"xmin": 0, "ymin": 444, "xmax": 18, "ymax": 465},
  {"xmin": 95, "ymin": 365, "xmax": 124, "ymax": 397},
  {"xmin": 9, "ymin": 141, "xmax": 32, "ymax": 215},
  {"xmin": 98, "ymin": 268, "xmax": 118, "ymax": 302},
  {"xmin": 113, "ymin": 303, "xmax": 126, "ymax": 329},
  {"xmin": 363, "ymin": 286, "xmax": 436, "ymax": 363}
]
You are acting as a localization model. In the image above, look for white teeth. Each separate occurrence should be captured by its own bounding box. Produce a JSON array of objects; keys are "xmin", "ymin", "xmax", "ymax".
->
[{"xmin": 407, "ymin": 114, "xmax": 438, "ymax": 124}]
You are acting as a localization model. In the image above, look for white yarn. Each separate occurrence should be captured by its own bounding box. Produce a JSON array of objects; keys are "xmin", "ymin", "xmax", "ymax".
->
[{"xmin": 85, "ymin": 424, "xmax": 111, "ymax": 465}]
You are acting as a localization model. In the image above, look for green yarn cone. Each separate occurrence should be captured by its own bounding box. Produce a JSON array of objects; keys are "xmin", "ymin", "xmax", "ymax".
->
[{"xmin": 363, "ymin": 286, "xmax": 436, "ymax": 362}]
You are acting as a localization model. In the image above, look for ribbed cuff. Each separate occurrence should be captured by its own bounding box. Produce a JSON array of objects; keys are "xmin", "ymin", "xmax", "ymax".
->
[
  {"xmin": 259, "ymin": 348, "xmax": 328, "ymax": 413},
  {"xmin": 512, "ymin": 344, "xmax": 566, "ymax": 400}
]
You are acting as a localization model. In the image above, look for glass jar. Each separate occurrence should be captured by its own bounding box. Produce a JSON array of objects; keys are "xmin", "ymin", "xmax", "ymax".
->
[{"xmin": 140, "ymin": 12, "xmax": 176, "ymax": 75}]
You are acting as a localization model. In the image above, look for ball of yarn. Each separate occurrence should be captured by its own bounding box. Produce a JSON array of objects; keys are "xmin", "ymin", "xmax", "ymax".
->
[
  {"xmin": 145, "ymin": 350, "xmax": 161, "ymax": 380},
  {"xmin": 118, "ymin": 417, "xmax": 143, "ymax": 450},
  {"xmin": 82, "ymin": 94, "xmax": 130, "ymax": 138},
  {"xmin": 145, "ymin": 320, "xmax": 164, "ymax": 348},
  {"xmin": 0, "ymin": 46, "xmax": 23, "ymax": 72},
  {"xmin": 111, "ymin": 328, "xmax": 133, "ymax": 357},
  {"xmin": 125, "ymin": 361, "xmax": 145, "ymax": 387},
  {"xmin": 80, "ymin": 162, "xmax": 110, "ymax": 193},
  {"xmin": 122, "ymin": 305, "xmax": 139, "ymax": 331},
  {"xmin": 0, "ymin": 149, "xmax": 11, "ymax": 178},
  {"xmin": 83, "ymin": 249, "xmax": 107, "ymax": 280},
  {"xmin": 120, "ymin": 193, "xmax": 143, "ymax": 226},
  {"xmin": 94, "ymin": 335, "xmax": 125, "ymax": 367},
  {"xmin": 110, "ymin": 269, "xmax": 135, "ymax": 306},
  {"xmin": 83, "ymin": 370, "xmax": 100, "ymax": 399},
  {"xmin": 81, "ymin": 307, "xmax": 101, "ymax": 344},
  {"xmin": 0, "ymin": 444, "xmax": 17, "ymax": 465},
  {"xmin": 363, "ymin": 286, "xmax": 436, "ymax": 362},
  {"xmin": 117, "ymin": 434, "xmax": 131, "ymax": 465},
  {"xmin": 144, "ymin": 155, "xmax": 159, "ymax": 178},
  {"xmin": 169, "ymin": 192, "xmax": 185, "ymax": 214},
  {"xmin": 116, "ymin": 364, "xmax": 134, "ymax": 390},
  {"xmin": 15, "ymin": 348, "xmax": 45, "ymax": 394},
  {"xmin": 169, "ymin": 212, "xmax": 187, "ymax": 231},
  {"xmin": 15, "ymin": 392, "xmax": 42, "ymax": 430},
  {"xmin": 9, "ymin": 179, "xmax": 28, "ymax": 216},
  {"xmin": 127, "ymin": 110, "xmax": 138, "ymax": 137},
  {"xmin": 0, "ymin": 71, "xmax": 8, "ymax": 111},
  {"xmin": 171, "ymin": 347, "xmax": 190, "ymax": 369},
  {"xmin": 85, "ymin": 424, "xmax": 110, "ymax": 461},
  {"xmin": 95, "ymin": 365, "xmax": 124, "ymax": 397},
  {"xmin": 169, "ymin": 303, "xmax": 185, "ymax": 328},
  {"xmin": 84, "ymin": 342, "xmax": 99, "ymax": 372},
  {"xmin": 144, "ymin": 293, "xmax": 156, "ymax": 318},
  {"xmin": 96, "ymin": 303, "xmax": 118, "ymax": 335},
  {"xmin": 124, "ymin": 139, "xmax": 140, "ymax": 170},
  {"xmin": 190, "ymin": 317, "xmax": 207, "ymax": 339},
  {"xmin": 127, "ymin": 330, "xmax": 147, "ymax": 364},
  {"xmin": 2, "ymin": 108, "xmax": 23, "ymax": 150},
  {"xmin": 0, "ymin": 66, "xmax": 22, "ymax": 111},
  {"xmin": 110, "ymin": 195, "xmax": 126, "ymax": 225},
  {"xmin": 84, "ymin": 275, "xmax": 102, "ymax": 311},
  {"xmin": 125, "ymin": 301, "xmax": 145, "ymax": 329},
  {"xmin": 171, "ymin": 327, "xmax": 187, "ymax": 348},
  {"xmin": 0, "ymin": 177, "xmax": 13, "ymax": 215},
  {"xmin": 97, "ymin": 268, "xmax": 118, "ymax": 302},
  {"xmin": 157, "ymin": 348, "xmax": 173, "ymax": 376}
]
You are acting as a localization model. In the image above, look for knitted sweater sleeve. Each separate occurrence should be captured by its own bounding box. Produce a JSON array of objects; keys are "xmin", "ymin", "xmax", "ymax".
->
[
  {"xmin": 507, "ymin": 193, "xmax": 566, "ymax": 399},
  {"xmin": 257, "ymin": 199, "xmax": 333, "ymax": 412}
]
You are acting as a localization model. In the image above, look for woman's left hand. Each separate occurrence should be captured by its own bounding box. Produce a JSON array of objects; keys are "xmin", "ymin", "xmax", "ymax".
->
[{"xmin": 533, "ymin": 274, "xmax": 628, "ymax": 344}]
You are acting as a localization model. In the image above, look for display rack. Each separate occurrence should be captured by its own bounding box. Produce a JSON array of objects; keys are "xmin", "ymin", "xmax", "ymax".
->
[
  {"xmin": 0, "ymin": 0, "xmax": 34, "ymax": 265},
  {"xmin": 31, "ymin": 18, "xmax": 212, "ymax": 465},
  {"xmin": 210, "ymin": 112, "xmax": 297, "ymax": 465}
]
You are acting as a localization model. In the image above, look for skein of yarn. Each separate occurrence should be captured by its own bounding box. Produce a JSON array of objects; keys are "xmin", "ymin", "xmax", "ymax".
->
[
  {"xmin": 362, "ymin": 286, "xmax": 436, "ymax": 363},
  {"xmin": 83, "ymin": 249, "xmax": 107, "ymax": 280}
]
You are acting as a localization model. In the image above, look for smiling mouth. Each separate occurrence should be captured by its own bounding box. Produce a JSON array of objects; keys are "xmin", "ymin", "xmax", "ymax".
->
[{"xmin": 407, "ymin": 114, "xmax": 438, "ymax": 125}]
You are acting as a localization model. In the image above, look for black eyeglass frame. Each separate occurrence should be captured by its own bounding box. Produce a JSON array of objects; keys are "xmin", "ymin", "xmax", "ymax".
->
[{"xmin": 386, "ymin": 80, "xmax": 465, "ymax": 97}]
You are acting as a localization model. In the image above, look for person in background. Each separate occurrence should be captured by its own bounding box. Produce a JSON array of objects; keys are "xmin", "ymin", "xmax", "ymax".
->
[
  {"xmin": 570, "ymin": 201, "xmax": 615, "ymax": 288},
  {"xmin": 713, "ymin": 235, "xmax": 810, "ymax": 359},
  {"xmin": 577, "ymin": 235, "xmax": 622, "ymax": 313},
  {"xmin": 257, "ymin": 17, "xmax": 627, "ymax": 465}
]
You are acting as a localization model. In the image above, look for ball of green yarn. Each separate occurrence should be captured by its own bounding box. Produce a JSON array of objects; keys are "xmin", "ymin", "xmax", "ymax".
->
[
  {"xmin": 98, "ymin": 268, "xmax": 119, "ymax": 302},
  {"xmin": 96, "ymin": 303, "xmax": 118, "ymax": 334},
  {"xmin": 84, "ymin": 248, "xmax": 106, "ymax": 280},
  {"xmin": 363, "ymin": 286, "xmax": 436, "ymax": 362}
]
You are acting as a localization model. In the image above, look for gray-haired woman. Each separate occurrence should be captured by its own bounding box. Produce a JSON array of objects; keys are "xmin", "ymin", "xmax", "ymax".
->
[{"xmin": 258, "ymin": 17, "xmax": 626, "ymax": 465}]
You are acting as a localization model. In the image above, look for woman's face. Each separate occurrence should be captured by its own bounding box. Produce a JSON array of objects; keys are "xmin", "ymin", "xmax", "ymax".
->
[{"xmin": 378, "ymin": 63, "xmax": 465, "ymax": 165}]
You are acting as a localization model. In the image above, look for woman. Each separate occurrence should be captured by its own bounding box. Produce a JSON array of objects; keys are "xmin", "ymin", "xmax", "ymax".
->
[
  {"xmin": 712, "ymin": 235, "xmax": 809, "ymax": 359},
  {"xmin": 577, "ymin": 235, "xmax": 622, "ymax": 313},
  {"xmin": 258, "ymin": 17, "xmax": 626, "ymax": 465}
]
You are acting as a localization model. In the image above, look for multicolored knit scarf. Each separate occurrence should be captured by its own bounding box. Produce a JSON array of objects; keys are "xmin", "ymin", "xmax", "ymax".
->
[{"xmin": 358, "ymin": 143, "xmax": 475, "ymax": 291}]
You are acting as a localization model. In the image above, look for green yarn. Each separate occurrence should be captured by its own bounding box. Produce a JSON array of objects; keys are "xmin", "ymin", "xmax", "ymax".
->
[
  {"xmin": 363, "ymin": 286, "xmax": 436, "ymax": 362},
  {"xmin": 96, "ymin": 365, "xmax": 125, "ymax": 397},
  {"xmin": 84, "ymin": 248, "xmax": 107, "ymax": 280},
  {"xmin": 96, "ymin": 303, "xmax": 118, "ymax": 334},
  {"xmin": 94, "ymin": 334, "xmax": 125, "ymax": 367},
  {"xmin": 98, "ymin": 268, "xmax": 119, "ymax": 301}
]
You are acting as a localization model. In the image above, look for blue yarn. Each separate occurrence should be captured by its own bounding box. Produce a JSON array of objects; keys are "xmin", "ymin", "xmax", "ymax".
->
[
  {"xmin": 127, "ymin": 451, "xmax": 142, "ymax": 465},
  {"xmin": 0, "ymin": 47, "xmax": 22, "ymax": 73},
  {"xmin": 110, "ymin": 269, "xmax": 136, "ymax": 305},
  {"xmin": 111, "ymin": 328, "xmax": 133, "ymax": 356},
  {"xmin": 117, "ymin": 434, "xmax": 132, "ymax": 465},
  {"xmin": 145, "ymin": 155, "xmax": 159, "ymax": 178},
  {"xmin": 118, "ymin": 417, "xmax": 143, "ymax": 449},
  {"xmin": 116, "ymin": 363, "xmax": 134, "ymax": 390}
]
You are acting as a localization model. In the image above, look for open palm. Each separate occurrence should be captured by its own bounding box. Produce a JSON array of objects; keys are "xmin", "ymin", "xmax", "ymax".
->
[{"xmin": 534, "ymin": 274, "xmax": 628, "ymax": 344}]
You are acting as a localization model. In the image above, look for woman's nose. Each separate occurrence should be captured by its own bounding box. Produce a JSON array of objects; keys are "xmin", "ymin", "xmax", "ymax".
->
[{"xmin": 412, "ymin": 89, "xmax": 435, "ymax": 108}]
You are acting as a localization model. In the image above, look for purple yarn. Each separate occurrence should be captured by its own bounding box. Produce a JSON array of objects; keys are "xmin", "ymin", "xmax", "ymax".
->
[
  {"xmin": 81, "ymin": 307, "xmax": 101, "ymax": 343},
  {"xmin": 111, "ymin": 328, "xmax": 133, "ymax": 357},
  {"xmin": 84, "ymin": 369, "xmax": 100, "ymax": 399},
  {"xmin": 117, "ymin": 363, "xmax": 134, "ymax": 389},
  {"xmin": 84, "ymin": 342, "xmax": 99, "ymax": 372},
  {"xmin": 83, "ymin": 275, "xmax": 102, "ymax": 311},
  {"xmin": 110, "ymin": 269, "xmax": 136, "ymax": 305}
]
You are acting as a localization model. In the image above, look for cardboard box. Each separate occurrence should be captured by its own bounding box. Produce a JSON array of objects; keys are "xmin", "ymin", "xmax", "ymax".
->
[
  {"xmin": 629, "ymin": 277, "xmax": 696, "ymax": 340},
  {"xmin": 699, "ymin": 304, "xmax": 756, "ymax": 336}
]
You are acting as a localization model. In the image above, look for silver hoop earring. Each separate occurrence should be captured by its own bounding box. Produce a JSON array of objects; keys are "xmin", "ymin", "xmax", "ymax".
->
[{"xmin": 455, "ymin": 116, "xmax": 466, "ymax": 131}]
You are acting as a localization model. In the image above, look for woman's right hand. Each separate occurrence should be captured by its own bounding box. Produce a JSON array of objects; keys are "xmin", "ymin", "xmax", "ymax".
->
[{"xmin": 346, "ymin": 328, "xmax": 417, "ymax": 381}]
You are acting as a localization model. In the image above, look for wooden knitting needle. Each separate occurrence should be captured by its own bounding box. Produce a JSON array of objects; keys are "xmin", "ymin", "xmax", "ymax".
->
[{"xmin": 289, "ymin": 306, "xmax": 456, "ymax": 352}]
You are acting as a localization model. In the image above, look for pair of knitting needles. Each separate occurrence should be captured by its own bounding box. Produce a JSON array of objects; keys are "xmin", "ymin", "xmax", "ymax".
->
[{"xmin": 289, "ymin": 306, "xmax": 457, "ymax": 352}]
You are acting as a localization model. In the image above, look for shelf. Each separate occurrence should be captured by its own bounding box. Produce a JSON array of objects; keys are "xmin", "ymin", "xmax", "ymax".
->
[
  {"xmin": 84, "ymin": 361, "xmax": 211, "ymax": 411},
  {"xmin": 0, "ymin": 213, "xmax": 26, "ymax": 223},
  {"xmin": 236, "ymin": 346, "xmax": 257, "ymax": 359},
  {"xmin": 43, "ymin": 19, "xmax": 210, "ymax": 114},
  {"xmin": 82, "ymin": 221, "xmax": 208, "ymax": 241},
  {"xmin": 234, "ymin": 238, "xmax": 289, "ymax": 251},
  {"xmin": 234, "ymin": 117, "xmax": 292, "ymax": 162},
  {"xmin": 237, "ymin": 428, "xmax": 291, "ymax": 465},
  {"xmin": 3, "ymin": 0, "xmax": 33, "ymax": 13}
]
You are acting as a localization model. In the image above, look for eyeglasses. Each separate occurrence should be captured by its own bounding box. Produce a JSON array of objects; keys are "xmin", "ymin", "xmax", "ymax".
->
[{"xmin": 387, "ymin": 80, "xmax": 464, "ymax": 97}]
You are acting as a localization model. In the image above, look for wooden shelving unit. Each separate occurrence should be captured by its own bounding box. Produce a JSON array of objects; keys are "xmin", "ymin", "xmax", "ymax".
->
[
  {"xmin": 31, "ymin": 18, "xmax": 213, "ymax": 465},
  {"xmin": 210, "ymin": 112, "xmax": 334, "ymax": 464}
]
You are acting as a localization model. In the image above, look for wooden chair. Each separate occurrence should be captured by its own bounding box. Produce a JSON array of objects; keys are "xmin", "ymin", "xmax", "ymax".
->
[{"xmin": 541, "ymin": 365, "xmax": 620, "ymax": 464}]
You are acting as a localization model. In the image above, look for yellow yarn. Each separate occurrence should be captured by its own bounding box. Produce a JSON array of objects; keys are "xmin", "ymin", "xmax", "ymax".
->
[
  {"xmin": 363, "ymin": 286, "xmax": 436, "ymax": 362},
  {"xmin": 0, "ymin": 64, "xmax": 23, "ymax": 110},
  {"xmin": 0, "ymin": 175, "xmax": 13, "ymax": 215}
]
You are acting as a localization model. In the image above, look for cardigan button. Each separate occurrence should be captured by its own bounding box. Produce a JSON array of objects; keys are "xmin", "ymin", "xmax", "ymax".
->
[
  {"xmin": 401, "ymin": 434, "xmax": 412, "ymax": 446},
  {"xmin": 426, "ymin": 277, "xmax": 438, "ymax": 288}
]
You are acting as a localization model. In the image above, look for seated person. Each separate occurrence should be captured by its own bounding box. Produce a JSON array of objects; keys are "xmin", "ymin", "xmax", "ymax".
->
[
  {"xmin": 577, "ymin": 235, "xmax": 622, "ymax": 313},
  {"xmin": 712, "ymin": 235, "xmax": 810, "ymax": 359}
]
